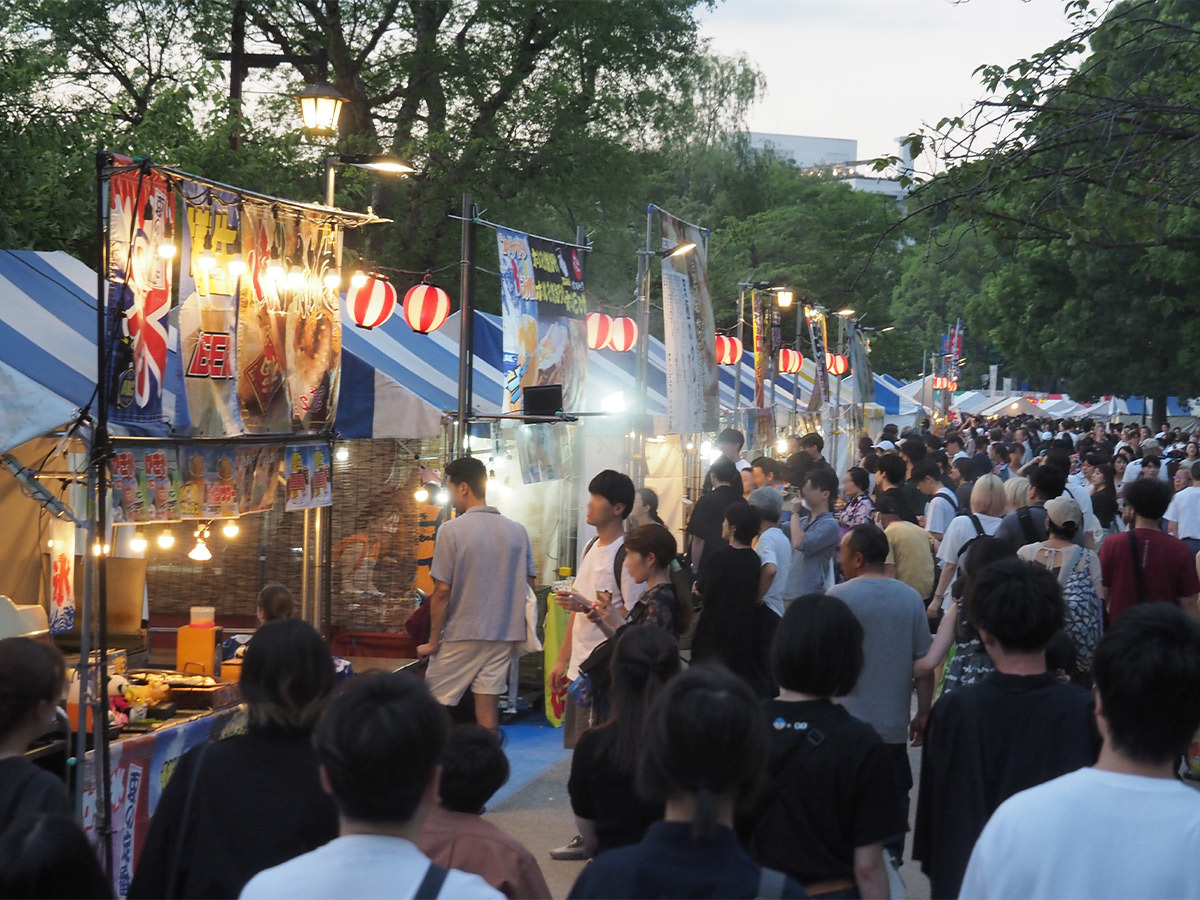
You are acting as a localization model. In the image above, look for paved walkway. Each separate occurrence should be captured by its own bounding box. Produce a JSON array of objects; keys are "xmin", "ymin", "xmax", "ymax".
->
[{"xmin": 485, "ymin": 712, "xmax": 932, "ymax": 900}]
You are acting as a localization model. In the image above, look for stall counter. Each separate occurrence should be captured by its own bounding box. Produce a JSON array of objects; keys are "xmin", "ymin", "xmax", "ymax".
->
[{"xmin": 81, "ymin": 704, "xmax": 247, "ymax": 897}]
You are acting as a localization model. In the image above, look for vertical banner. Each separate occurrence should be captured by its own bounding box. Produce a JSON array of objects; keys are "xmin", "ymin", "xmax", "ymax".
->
[
  {"xmin": 497, "ymin": 229, "xmax": 588, "ymax": 413},
  {"xmin": 752, "ymin": 291, "xmax": 766, "ymax": 408},
  {"xmin": 179, "ymin": 448, "xmax": 239, "ymax": 519},
  {"xmin": 237, "ymin": 206, "xmax": 342, "ymax": 433},
  {"xmin": 235, "ymin": 445, "xmax": 285, "ymax": 515},
  {"xmin": 805, "ymin": 310, "xmax": 829, "ymax": 411},
  {"xmin": 48, "ymin": 518, "xmax": 75, "ymax": 635},
  {"xmin": 660, "ymin": 213, "xmax": 719, "ymax": 433},
  {"xmin": 176, "ymin": 181, "xmax": 244, "ymax": 435},
  {"xmin": 544, "ymin": 602, "xmax": 569, "ymax": 727},
  {"xmin": 848, "ymin": 322, "xmax": 874, "ymax": 406},
  {"xmin": 105, "ymin": 158, "xmax": 173, "ymax": 429}
]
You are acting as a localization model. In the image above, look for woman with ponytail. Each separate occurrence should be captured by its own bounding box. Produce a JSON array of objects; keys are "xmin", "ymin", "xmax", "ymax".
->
[
  {"xmin": 567, "ymin": 627, "xmax": 680, "ymax": 856},
  {"xmin": 569, "ymin": 665, "xmax": 805, "ymax": 899}
]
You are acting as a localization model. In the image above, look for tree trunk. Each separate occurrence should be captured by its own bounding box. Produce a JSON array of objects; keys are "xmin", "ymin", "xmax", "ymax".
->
[{"xmin": 1151, "ymin": 393, "xmax": 1169, "ymax": 432}]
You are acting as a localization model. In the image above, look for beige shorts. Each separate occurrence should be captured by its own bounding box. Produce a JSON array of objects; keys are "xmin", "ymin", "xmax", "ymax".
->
[{"xmin": 424, "ymin": 640, "xmax": 519, "ymax": 706}]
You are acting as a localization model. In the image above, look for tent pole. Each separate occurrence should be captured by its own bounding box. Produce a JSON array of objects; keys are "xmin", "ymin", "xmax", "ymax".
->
[
  {"xmin": 454, "ymin": 193, "xmax": 476, "ymax": 459},
  {"xmin": 93, "ymin": 150, "xmax": 114, "ymax": 875}
]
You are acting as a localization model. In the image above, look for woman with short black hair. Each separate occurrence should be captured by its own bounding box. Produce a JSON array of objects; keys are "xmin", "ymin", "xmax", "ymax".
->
[
  {"xmin": 748, "ymin": 594, "xmax": 904, "ymax": 899},
  {"xmin": 129, "ymin": 619, "xmax": 339, "ymax": 899},
  {"xmin": 569, "ymin": 666, "xmax": 806, "ymax": 899}
]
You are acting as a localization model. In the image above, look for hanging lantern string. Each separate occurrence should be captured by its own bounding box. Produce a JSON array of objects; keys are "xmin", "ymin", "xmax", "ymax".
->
[{"xmin": 371, "ymin": 261, "xmax": 464, "ymax": 278}]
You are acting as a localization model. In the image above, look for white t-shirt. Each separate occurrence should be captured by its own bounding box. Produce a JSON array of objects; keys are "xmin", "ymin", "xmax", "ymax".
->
[
  {"xmin": 924, "ymin": 487, "xmax": 960, "ymax": 536},
  {"xmin": 567, "ymin": 535, "xmax": 644, "ymax": 679},
  {"xmin": 937, "ymin": 513, "xmax": 1002, "ymax": 609},
  {"xmin": 240, "ymin": 834, "xmax": 501, "ymax": 900},
  {"xmin": 1123, "ymin": 458, "xmax": 1170, "ymax": 483},
  {"xmin": 734, "ymin": 457, "xmax": 752, "ymax": 472},
  {"xmin": 1166, "ymin": 485, "xmax": 1200, "ymax": 540},
  {"xmin": 960, "ymin": 767, "xmax": 1200, "ymax": 900},
  {"xmin": 754, "ymin": 526, "xmax": 793, "ymax": 618}
]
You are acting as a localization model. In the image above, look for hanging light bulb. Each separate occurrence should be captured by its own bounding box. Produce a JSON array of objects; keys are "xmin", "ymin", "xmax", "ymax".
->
[
  {"xmin": 92, "ymin": 541, "xmax": 103, "ymax": 557},
  {"xmin": 188, "ymin": 539, "xmax": 212, "ymax": 561},
  {"xmin": 222, "ymin": 521, "xmax": 239, "ymax": 538},
  {"xmin": 335, "ymin": 446, "xmax": 349, "ymax": 462},
  {"xmin": 130, "ymin": 531, "xmax": 148, "ymax": 553},
  {"xmin": 266, "ymin": 255, "xmax": 285, "ymax": 281},
  {"xmin": 196, "ymin": 230, "xmax": 216, "ymax": 273},
  {"xmin": 775, "ymin": 438, "xmax": 789, "ymax": 454},
  {"xmin": 157, "ymin": 531, "xmax": 175, "ymax": 549},
  {"xmin": 286, "ymin": 265, "xmax": 306, "ymax": 288},
  {"xmin": 227, "ymin": 237, "xmax": 246, "ymax": 278},
  {"xmin": 487, "ymin": 469, "xmax": 499, "ymax": 492},
  {"xmin": 157, "ymin": 242, "xmax": 176, "ymax": 259},
  {"xmin": 436, "ymin": 489, "xmax": 449, "ymax": 505},
  {"xmin": 323, "ymin": 269, "xmax": 341, "ymax": 289},
  {"xmin": 414, "ymin": 487, "xmax": 429, "ymax": 503},
  {"xmin": 350, "ymin": 268, "xmax": 368, "ymax": 289},
  {"xmin": 46, "ymin": 539, "xmax": 54, "ymax": 548}
]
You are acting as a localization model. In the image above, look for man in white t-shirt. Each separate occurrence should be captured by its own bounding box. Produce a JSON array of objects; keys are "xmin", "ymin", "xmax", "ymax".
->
[
  {"xmin": 959, "ymin": 604, "xmax": 1200, "ymax": 900},
  {"xmin": 912, "ymin": 459, "xmax": 959, "ymax": 551},
  {"xmin": 241, "ymin": 673, "xmax": 501, "ymax": 900},
  {"xmin": 547, "ymin": 470, "xmax": 644, "ymax": 860},
  {"xmin": 748, "ymin": 487, "xmax": 791, "ymax": 618},
  {"xmin": 1166, "ymin": 460, "xmax": 1200, "ymax": 555}
]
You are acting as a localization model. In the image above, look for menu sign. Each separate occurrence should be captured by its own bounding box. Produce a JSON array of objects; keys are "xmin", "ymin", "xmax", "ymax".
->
[
  {"xmin": 285, "ymin": 444, "xmax": 332, "ymax": 511},
  {"xmin": 179, "ymin": 447, "xmax": 239, "ymax": 519},
  {"xmin": 111, "ymin": 447, "xmax": 181, "ymax": 523}
]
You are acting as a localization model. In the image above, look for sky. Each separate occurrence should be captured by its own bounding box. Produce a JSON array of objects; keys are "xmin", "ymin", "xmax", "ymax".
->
[{"xmin": 697, "ymin": 0, "xmax": 1081, "ymax": 166}]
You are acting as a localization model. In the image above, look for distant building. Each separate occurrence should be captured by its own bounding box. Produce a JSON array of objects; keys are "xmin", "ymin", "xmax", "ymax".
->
[{"xmin": 747, "ymin": 132, "xmax": 909, "ymax": 201}]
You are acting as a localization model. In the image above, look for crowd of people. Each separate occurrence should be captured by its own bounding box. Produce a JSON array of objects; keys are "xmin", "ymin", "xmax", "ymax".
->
[{"xmin": 3, "ymin": 418, "xmax": 1200, "ymax": 899}]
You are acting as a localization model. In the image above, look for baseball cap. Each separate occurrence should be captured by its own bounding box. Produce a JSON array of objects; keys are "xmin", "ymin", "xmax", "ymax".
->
[
  {"xmin": 1044, "ymin": 495, "xmax": 1083, "ymax": 530},
  {"xmin": 873, "ymin": 440, "xmax": 897, "ymax": 452}
]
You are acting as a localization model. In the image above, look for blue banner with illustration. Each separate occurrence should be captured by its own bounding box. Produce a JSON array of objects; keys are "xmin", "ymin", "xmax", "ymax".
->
[{"xmin": 497, "ymin": 228, "xmax": 587, "ymax": 413}]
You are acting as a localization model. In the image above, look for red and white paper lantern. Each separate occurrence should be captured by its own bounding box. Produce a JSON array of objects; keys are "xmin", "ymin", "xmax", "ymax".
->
[
  {"xmin": 715, "ymin": 335, "xmax": 743, "ymax": 366},
  {"xmin": 586, "ymin": 312, "xmax": 613, "ymax": 350},
  {"xmin": 825, "ymin": 353, "xmax": 849, "ymax": 376},
  {"xmin": 403, "ymin": 279, "xmax": 451, "ymax": 335},
  {"xmin": 607, "ymin": 317, "xmax": 638, "ymax": 352},
  {"xmin": 346, "ymin": 275, "xmax": 397, "ymax": 330},
  {"xmin": 778, "ymin": 348, "xmax": 803, "ymax": 374}
]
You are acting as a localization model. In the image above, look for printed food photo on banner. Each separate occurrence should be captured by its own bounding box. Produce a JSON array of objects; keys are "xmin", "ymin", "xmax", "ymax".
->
[
  {"xmin": 237, "ymin": 206, "xmax": 343, "ymax": 433},
  {"xmin": 175, "ymin": 180, "xmax": 244, "ymax": 435}
]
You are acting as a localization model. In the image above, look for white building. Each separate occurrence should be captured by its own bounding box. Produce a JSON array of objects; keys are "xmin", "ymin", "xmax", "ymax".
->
[{"xmin": 747, "ymin": 132, "xmax": 909, "ymax": 200}]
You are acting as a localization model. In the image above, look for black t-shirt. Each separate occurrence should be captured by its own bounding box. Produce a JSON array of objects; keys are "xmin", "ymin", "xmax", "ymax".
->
[
  {"xmin": 748, "ymin": 699, "xmax": 906, "ymax": 885},
  {"xmin": 692, "ymin": 547, "xmax": 774, "ymax": 697},
  {"xmin": 686, "ymin": 484, "xmax": 743, "ymax": 557},
  {"xmin": 567, "ymin": 725, "xmax": 664, "ymax": 856},
  {"xmin": 874, "ymin": 487, "xmax": 918, "ymax": 524},
  {"xmin": 128, "ymin": 731, "xmax": 338, "ymax": 899},
  {"xmin": 0, "ymin": 756, "xmax": 71, "ymax": 835},
  {"xmin": 569, "ymin": 822, "xmax": 807, "ymax": 900}
]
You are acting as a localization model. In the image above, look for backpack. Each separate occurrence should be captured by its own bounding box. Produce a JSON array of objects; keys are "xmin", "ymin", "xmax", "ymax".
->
[
  {"xmin": 1058, "ymin": 547, "xmax": 1103, "ymax": 678},
  {"xmin": 1016, "ymin": 506, "xmax": 1045, "ymax": 545},
  {"xmin": 955, "ymin": 514, "xmax": 988, "ymax": 563}
]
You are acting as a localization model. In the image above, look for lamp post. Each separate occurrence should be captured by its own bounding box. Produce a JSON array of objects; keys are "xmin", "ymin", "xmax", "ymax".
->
[
  {"xmin": 323, "ymin": 153, "xmax": 415, "ymax": 207},
  {"xmin": 831, "ymin": 308, "xmax": 855, "ymax": 472}
]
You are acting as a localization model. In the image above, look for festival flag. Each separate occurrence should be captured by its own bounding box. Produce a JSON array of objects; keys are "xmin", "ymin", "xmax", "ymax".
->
[{"xmin": 660, "ymin": 212, "xmax": 719, "ymax": 433}]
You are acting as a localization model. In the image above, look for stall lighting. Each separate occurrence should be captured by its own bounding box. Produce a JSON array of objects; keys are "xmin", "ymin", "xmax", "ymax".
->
[
  {"xmin": 46, "ymin": 539, "xmax": 54, "ymax": 548},
  {"xmin": 436, "ymin": 490, "xmax": 449, "ymax": 505},
  {"xmin": 227, "ymin": 252, "xmax": 247, "ymax": 279},
  {"xmin": 196, "ymin": 231, "xmax": 216, "ymax": 273},
  {"xmin": 188, "ymin": 539, "xmax": 212, "ymax": 561},
  {"xmin": 836, "ymin": 308, "xmax": 856, "ymax": 318},
  {"xmin": 286, "ymin": 265, "xmax": 306, "ymax": 289},
  {"xmin": 662, "ymin": 242, "xmax": 696, "ymax": 258},
  {"xmin": 775, "ymin": 290, "xmax": 794, "ymax": 308},
  {"xmin": 157, "ymin": 531, "xmax": 175, "ymax": 549},
  {"xmin": 130, "ymin": 532, "xmax": 148, "ymax": 553},
  {"xmin": 776, "ymin": 438, "xmax": 788, "ymax": 454},
  {"xmin": 601, "ymin": 392, "xmax": 626, "ymax": 413},
  {"xmin": 323, "ymin": 270, "xmax": 341, "ymax": 290},
  {"xmin": 266, "ymin": 257, "xmax": 286, "ymax": 281},
  {"xmin": 92, "ymin": 542, "xmax": 110, "ymax": 556},
  {"xmin": 685, "ymin": 441, "xmax": 695, "ymax": 451},
  {"xmin": 157, "ymin": 243, "xmax": 176, "ymax": 260},
  {"xmin": 499, "ymin": 479, "xmax": 512, "ymax": 498},
  {"xmin": 700, "ymin": 440, "xmax": 712, "ymax": 457},
  {"xmin": 335, "ymin": 446, "xmax": 350, "ymax": 462},
  {"xmin": 350, "ymin": 268, "xmax": 368, "ymax": 289},
  {"xmin": 414, "ymin": 488, "xmax": 429, "ymax": 503},
  {"xmin": 222, "ymin": 522, "xmax": 239, "ymax": 538},
  {"xmin": 879, "ymin": 326, "xmax": 895, "ymax": 333}
]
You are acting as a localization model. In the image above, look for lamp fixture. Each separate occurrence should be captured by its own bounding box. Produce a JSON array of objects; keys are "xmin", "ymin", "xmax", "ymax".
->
[
  {"xmin": 130, "ymin": 531, "xmax": 148, "ymax": 553},
  {"xmin": 414, "ymin": 487, "xmax": 429, "ymax": 503},
  {"xmin": 836, "ymin": 308, "xmax": 856, "ymax": 318},
  {"xmin": 286, "ymin": 265, "xmax": 306, "ymax": 289},
  {"xmin": 350, "ymin": 267, "xmax": 368, "ymax": 289},
  {"xmin": 658, "ymin": 242, "xmax": 696, "ymax": 259},
  {"xmin": 294, "ymin": 82, "xmax": 347, "ymax": 133},
  {"xmin": 157, "ymin": 242, "xmax": 176, "ymax": 259},
  {"xmin": 775, "ymin": 290, "xmax": 794, "ymax": 308},
  {"xmin": 335, "ymin": 446, "xmax": 350, "ymax": 462},
  {"xmin": 157, "ymin": 531, "xmax": 175, "ymax": 549},
  {"xmin": 337, "ymin": 154, "xmax": 415, "ymax": 175},
  {"xmin": 188, "ymin": 539, "xmax": 212, "ymax": 561},
  {"xmin": 222, "ymin": 521, "xmax": 239, "ymax": 538},
  {"xmin": 196, "ymin": 230, "xmax": 216, "ymax": 273}
]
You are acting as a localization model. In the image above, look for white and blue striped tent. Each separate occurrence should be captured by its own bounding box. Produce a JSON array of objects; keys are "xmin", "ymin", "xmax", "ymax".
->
[{"xmin": 0, "ymin": 250, "xmax": 446, "ymax": 451}]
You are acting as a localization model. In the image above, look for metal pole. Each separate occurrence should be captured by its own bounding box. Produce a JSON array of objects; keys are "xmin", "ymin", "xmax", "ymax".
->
[
  {"xmin": 229, "ymin": 0, "xmax": 245, "ymax": 151},
  {"xmin": 735, "ymin": 285, "xmax": 745, "ymax": 420},
  {"xmin": 312, "ymin": 503, "xmax": 323, "ymax": 635},
  {"xmin": 633, "ymin": 206, "xmax": 653, "ymax": 485},
  {"xmin": 300, "ymin": 508, "xmax": 311, "ymax": 623},
  {"xmin": 832, "ymin": 317, "xmax": 845, "ymax": 473},
  {"xmin": 92, "ymin": 151, "xmax": 115, "ymax": 875},
  {"xmin": 324, "ymin": 156, "xmax": 338, "ymax": 208},
  {"xmin": 792, "ymin": 304, "xmax": 802, "ymax": 435},
  {"xmin": 455, "ymin": 193, "xmax": 476, "ymax": 458}
]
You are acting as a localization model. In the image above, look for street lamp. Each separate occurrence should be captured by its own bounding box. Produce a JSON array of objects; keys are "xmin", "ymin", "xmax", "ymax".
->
[
  {"xmin": 323, "ymin": 154, "xmax": 415, "ymax": 207},
  {"xmin": 294, "ymin": 83, "xmax": 347, "ymax": 133}
]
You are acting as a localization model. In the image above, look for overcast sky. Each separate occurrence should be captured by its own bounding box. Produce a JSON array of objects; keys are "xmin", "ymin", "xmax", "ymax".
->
[{"xmin": 697, "ymin": 0, "xmax": 1079, "ymax": 164}]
